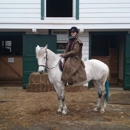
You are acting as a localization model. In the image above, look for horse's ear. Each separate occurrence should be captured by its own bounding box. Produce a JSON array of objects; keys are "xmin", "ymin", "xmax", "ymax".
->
[
  {"xmin": 36, "ymin": 45, "xmax": 40, "ymax": 53},
  {"xmin": 44, "ymin": 45, "xmax": 48, "ymax": 50}
]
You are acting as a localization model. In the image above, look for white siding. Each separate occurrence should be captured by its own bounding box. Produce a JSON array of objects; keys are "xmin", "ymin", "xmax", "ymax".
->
[
  {"xmin": 0, "ymin": 0, "xmax": 130, "ymax": 30},
  {"xmin": 79, "ymin": 32, "xmax": 89, "ymax": 87},
  {"xmin": 79, "ymin": 0, "xmax": 130, "ymax": 23},
  {"xmin": 0, "ymin": 0, "xmax": 40, "ymax": 21},
  {"xmin": 79, "ymin": 32, "xmax": 89, "ymax": 61}
]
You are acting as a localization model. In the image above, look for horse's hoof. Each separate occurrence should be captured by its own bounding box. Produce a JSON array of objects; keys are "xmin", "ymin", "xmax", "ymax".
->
[
  {"xmin": 100, "ymin": 108, "xmax": 105, "ymax": 113},
  {"xmin": 93, "ymin": 107, "xmax": 99, "ymax": 112},
  {"xmin": 57, "ymin": 108, "xmax": 62, "ymax": 114},
  {"xmin": 62, "ymin": 112, "xmax": 67, "ymax": 115},
  {"xmin": 56, "ymin": 111, "xmax": 62, "ymax": 114},
  {"xmin": 62, "ymin": 110, "xmax": 67, "ymax": 115}
]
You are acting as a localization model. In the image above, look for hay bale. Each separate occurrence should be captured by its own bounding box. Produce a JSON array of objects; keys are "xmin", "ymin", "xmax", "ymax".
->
[
  {"xmin": 26, "ymin": 72, "xmax": 87, "ymax": 92},
  {"xmin": 28, "ymin": 72, "xmax": 49, "ymax": 84},
  {"xmin": 26, "ymin": 83, "xmax": 54, "ymax": 92},
  {"xmin": 26, "ymin": 72, "xmax": 55, "ymax": 92}
]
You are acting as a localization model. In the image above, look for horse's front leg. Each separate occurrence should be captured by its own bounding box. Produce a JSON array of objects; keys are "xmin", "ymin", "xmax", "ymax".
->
[
  {"xmin": 62, "ymin": 97, "xmax": 68, "ymax": 115},
  {"xmin": 57, "ymin": 96, "xmax": 67, "ymax": 115},
  {"xmin": 57, "ymin": 96, "xmax": 63, "ymax": 113},
  {"xmin": 59, "ymin": 88, "xmax": 68, "ymax": 115},
  {"xmin": 54, "ymin": 84, "xmax": 68, "ymax": 115}
]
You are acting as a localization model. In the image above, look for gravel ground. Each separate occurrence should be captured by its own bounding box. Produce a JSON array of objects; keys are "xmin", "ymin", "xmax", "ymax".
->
[{"xmin": 0, "ymin": 87, "xmax": 130, "ymax": 130}]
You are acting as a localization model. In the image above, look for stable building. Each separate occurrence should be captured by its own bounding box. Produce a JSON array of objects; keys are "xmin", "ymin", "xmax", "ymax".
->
[{"xmin": 0, "ymin": 0, "xmax": 130, "ymax": 89}]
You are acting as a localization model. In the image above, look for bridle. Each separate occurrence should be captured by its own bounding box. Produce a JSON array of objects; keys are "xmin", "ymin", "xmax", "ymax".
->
[{"xmin": 38, "ymin": 50, "xmax": 60, "ymax": 70}]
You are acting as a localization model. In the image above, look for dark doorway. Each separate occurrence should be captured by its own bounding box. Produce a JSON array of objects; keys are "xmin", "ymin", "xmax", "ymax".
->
[
  {"xmin": 90, "ymin": 33, "xmax": 125, "ymax": 86},
  {"xmin": 0, "ymin": 33, "xmax": 23, "ymax": 86},
  {"xmin": 91, "ymin": 35, "xmax": 119, "ymax": 57},
  {"xmin": 46, "ymin": 0, "xmax": 73, "ymax": 17}
]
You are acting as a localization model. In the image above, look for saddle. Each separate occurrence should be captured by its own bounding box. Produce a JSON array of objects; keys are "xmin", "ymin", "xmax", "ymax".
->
[{"xmin": 59, "ymin": 58, "xmax": 65, "ymax": 72}]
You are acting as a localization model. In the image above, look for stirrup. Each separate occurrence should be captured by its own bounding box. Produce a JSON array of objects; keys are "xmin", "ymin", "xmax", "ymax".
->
[
  {"xmin": 68, "ymin": 83, "xmax": 73, "ymax": 85},
  {"xmin": 64, "ymin": 83, "xmax": 73, "ymax": 86}
]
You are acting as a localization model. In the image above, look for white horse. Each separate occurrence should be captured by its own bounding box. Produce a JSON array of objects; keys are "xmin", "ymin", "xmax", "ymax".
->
[{"xmin": 36, "ymin": 45, "xmax": 109, "ymax": 115}]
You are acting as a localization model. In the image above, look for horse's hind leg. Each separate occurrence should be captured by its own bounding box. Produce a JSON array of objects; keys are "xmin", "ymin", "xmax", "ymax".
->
[
  {"xmin": 100, "ymin": 84, "xmax": 107, "ymax": 113},
  {"xmin": 92, "ymin": 80, "xmax": 101, "ymax": 112},
  {"xmin": 93, "ymin": 80, "xmax": 107, "ymax": 113},
  {"xmin": 98, "ymin": 79, "xmax": 107, "ymax": 113}
]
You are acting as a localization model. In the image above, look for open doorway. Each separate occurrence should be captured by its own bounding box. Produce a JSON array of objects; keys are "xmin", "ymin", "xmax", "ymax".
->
[{"xmin": 90, "ymin": 33, "xmax": 125, "ymax": 87}]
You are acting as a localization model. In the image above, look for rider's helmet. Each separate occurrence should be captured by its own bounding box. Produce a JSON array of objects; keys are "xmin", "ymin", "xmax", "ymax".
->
[{"xmin": 70, "ymin": 26, "xmax": 79, "ymax": 34}]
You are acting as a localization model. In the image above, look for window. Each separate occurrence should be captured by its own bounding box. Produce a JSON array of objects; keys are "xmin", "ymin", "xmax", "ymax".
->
[
  {"xmin": 1, "ymin": 41, "xmax": 12, "ymax": 55},
  {"xmin": 57, "ymin": 43, "xmax": 67, "ymax": 50},
  {"xmin": 2, "ymin": 41, "xmax": 12, "ymax": 52},
  {"xmin": 0, "ymin": 35, "xmax": 22, "ymax": 56},
  {"xmin": 52, "ymin": 30, "xmax": 68, "ymax": 50},
  {"xmin": 43, "ymin": 0, "xmax": 76, "ymax": 19}
]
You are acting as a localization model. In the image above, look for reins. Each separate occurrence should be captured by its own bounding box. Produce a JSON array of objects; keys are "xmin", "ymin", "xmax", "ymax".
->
[
  {"xmin": 38, "ymin": 50, "xmax": 61, "ymax": 70},
  {"xmin": 38, "ymin": 60, "xmax": 60, "ymax": 69}
]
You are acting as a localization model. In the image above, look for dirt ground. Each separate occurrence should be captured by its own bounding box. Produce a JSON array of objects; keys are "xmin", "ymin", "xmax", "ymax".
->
[{"xmin": 0, "ymin": 87, "xmax": 130, "ymax": 130}]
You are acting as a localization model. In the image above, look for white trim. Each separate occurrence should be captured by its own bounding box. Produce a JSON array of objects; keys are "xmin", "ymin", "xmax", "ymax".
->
[
  {"xmin": 1, "ymin": 23, "xmax": 130, "ymax": 30},
  {"xmin": 57, "ymin": 41, "xmax": 67, "ymax": 43},
  {"xmin": 57, "ymin": 49, "xmax": 66, "ymax": 51},
  {"xmin": 44, "ymin": 0, "xmax": 76, "ymax": 20},
  {"xmin": 1, "ymin": 19, "xmax": 130, "ymax": 24},
  {"xmin": 73, "ymin": 0, "xmax": 76, "ymax": 18},
  {"xmin": 43, "ymin": 18, "xmax": 76, "ymax": 20},
  {"xmin": 44, "ymin": 0, "xmax": 46, "ymax": 18},
  {"xmin": 52, "ymin": 30, "xmax": 68, "ymax": 34}
]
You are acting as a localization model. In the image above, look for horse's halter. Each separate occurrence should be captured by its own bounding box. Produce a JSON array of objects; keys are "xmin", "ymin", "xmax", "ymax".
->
[{"xmin": 38, "ymin": 50, "xmax": 60, "ymax": 70}]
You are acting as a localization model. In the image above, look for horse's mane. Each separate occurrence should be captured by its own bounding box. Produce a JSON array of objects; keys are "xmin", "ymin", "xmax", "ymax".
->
[{"xmin": 47, "ymin": 49, "xmax": 59, "ymax": 61}]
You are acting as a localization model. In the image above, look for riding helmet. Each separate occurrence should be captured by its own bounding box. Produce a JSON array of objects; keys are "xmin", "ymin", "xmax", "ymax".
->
[{"xmin": 70, "ymin": 26, "xmax": 79, "ymax": 34}]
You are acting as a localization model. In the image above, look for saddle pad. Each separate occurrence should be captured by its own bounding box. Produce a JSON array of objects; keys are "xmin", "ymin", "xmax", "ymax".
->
[{"xmin": 59, "ymin": 59, "xmax": 63, "ymax": 72}]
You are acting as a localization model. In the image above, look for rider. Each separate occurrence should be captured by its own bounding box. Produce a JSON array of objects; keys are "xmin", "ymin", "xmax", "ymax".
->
[{"xmin": 60, "ymin": 26, "xmax": 87, "ymax": 85}]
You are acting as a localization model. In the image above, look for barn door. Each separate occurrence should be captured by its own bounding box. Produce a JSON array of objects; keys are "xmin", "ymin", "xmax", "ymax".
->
[
  {"xmin": 124, "ymin": 34, "xmax": 130, "ymax": 89},
  {"xmin": 23, "ymin": 34, "xmax": 56, "ymax": 89}
]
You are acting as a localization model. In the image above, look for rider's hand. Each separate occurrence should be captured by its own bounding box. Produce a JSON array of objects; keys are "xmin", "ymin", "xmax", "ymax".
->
[{"xmin": 60, "ymin": 54, "xmax": 64, "ymax": 57}]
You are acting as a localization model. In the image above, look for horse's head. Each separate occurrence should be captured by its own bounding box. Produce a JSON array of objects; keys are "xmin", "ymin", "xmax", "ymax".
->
[{"xmin": 36, "ymin": 45, "xmax": 48, "ymax": 74}]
